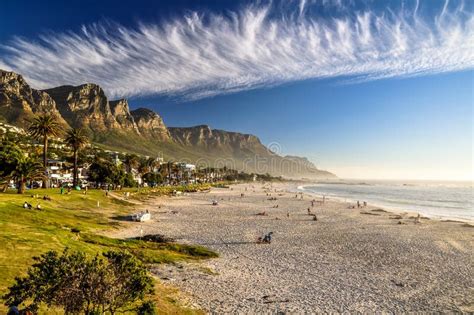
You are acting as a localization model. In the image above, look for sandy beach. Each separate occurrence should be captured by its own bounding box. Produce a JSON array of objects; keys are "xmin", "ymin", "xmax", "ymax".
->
[{"xmin": 111, "ymin": 182, "xmax": 474, "ymax": 313}]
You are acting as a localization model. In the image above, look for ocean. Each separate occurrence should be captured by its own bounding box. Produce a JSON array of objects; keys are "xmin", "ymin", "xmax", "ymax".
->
[{"xmin": 298, "ymin": 180, "xmax": 473, "ymax": 222}]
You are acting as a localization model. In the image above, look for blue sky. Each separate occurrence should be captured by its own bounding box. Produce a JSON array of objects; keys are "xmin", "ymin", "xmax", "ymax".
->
[{"xmin": 0, "ymin": 0, "xmax": 472, "ymax": 180}]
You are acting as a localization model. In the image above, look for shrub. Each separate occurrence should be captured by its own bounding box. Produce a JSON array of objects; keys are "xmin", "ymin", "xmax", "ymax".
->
[
  {"xmin": 3, "ymin": 249, "xmax": 154, "ymax": 314},
  {"xmin": 137, "ymin": 300, "xmax": 157, "ymax": 315}
]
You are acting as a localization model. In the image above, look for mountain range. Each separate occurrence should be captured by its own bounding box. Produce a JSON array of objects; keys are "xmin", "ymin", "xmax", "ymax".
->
[{"xmin": 0, "ymin": 69, "xmax": 335, "ymax": 179}]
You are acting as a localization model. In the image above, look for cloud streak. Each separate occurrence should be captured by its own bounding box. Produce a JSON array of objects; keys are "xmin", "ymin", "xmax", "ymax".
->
[{"xmin": 1, "ymin": 1, "xmax": 473, "ymax": 100}]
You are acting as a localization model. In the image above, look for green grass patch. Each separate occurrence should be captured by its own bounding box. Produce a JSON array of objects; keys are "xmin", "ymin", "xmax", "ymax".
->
[
  {"xmin": 0, "ymin": 186, "xmax": 217, "ymax": 313},
  {"xmin": 81, "ymin": 234, "xmax": 217, "ymax": 264}
]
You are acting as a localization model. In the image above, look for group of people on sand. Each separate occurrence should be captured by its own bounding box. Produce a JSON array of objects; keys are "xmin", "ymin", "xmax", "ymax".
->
[
  {"xmin": 357, "ymin": 200, "xmax": 367, "ymax": 208},
  {"xmin": 254, "ymin": 190, "xmax": 326, "ymax": 243},
  {"xmin": 257, "ymin": 232, "xmax": 273, "ymax": 243},
  {"xmin": 347, "ymin": 200, "xmax": 368, "ymax": 209},
  {"xmin": 348, "ymin": 200, "xmax": 368, "ymax": 209}
]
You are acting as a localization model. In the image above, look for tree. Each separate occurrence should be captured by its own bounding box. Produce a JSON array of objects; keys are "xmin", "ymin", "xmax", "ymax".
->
[
  {"xmin": 27, "ymin": 114, "xmax": 61, "ymax": 188},
  {"xmin": 137, "ymin": 301, "xmax": 157, "ymax": 315},
  {"xmin": 0, "ymin": 137, "xmax": 24, "ymax": 191},
  {"xmin": 138, "ymin": 159, "xmax": 151, "ymax": 177},
  {"xmin": 89, "ymin": 160, "xmax": 136, "ymax": 188},
  {"xmin": 123, "ymin": 172, "xmax": 138, "ymax": 188},
  {"xmin": 11, "ymin": 156, "xmax": 45, "ymax": 194},
  {"xmin": 123, "ymin": 154, "xmax": 140, "ymax": 174},
  {"xmin": 3, "ymin": 249, "xmax": 154, "ymax": 314},
  {"xmin": 0, "ymin": 138, "xmax": 44, "ymax": 193},
  {"xmin": 142, "ymin": 172, "xmax": 163, "ymax": 187},
  {"xmin": 88, "ymin": 160, "xmax": 117, "ymax": 187},
  {"xmin": 147, "ymin": 157, "xmax": 161, "ymax": 172},
  {"xmin": 65, "ymin": 128, "xmax": 89, "ymax": 187}
]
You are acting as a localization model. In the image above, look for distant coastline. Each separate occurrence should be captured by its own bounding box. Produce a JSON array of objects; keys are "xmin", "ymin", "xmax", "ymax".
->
[{"xmin": 297, "ymin": 179, "xmax": 473, "ymax": 223}]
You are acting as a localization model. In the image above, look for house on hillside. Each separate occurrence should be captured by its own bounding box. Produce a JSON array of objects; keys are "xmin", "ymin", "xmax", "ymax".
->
[
  {"xmin": 131, "ymin": 168, "xmax": 143, "ymax": 185},
  {"xmin": 47, "ymin": 160, "xmax": 72, "ymax": 187}
]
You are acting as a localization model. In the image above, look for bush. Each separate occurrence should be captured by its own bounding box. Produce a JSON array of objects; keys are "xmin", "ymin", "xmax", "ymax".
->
[
  {"xmin": 3, "ymin": 249, "xmax": 154, "ymax": 314},
  {"xmin": 137, "ymin": 300, "xmax": 157, "ymax": 315},
  {"xmin": 142, "ymin": 172, "xmax": 163, "ymax": 187}
]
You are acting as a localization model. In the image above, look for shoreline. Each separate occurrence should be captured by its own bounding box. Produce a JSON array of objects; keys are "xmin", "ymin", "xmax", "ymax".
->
[
  {"xmin": 294, "ymin": 182, "xmax": 474, "ymax": 224},
  {"xmin": 111, "ymin": 181, "xmax": 474, "ymax": 312}
]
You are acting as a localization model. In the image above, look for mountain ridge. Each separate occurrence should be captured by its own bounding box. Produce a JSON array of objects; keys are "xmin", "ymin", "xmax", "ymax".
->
[{"xmin": 0, "ymin": 69, "xmax": 336, "ymax": 179}]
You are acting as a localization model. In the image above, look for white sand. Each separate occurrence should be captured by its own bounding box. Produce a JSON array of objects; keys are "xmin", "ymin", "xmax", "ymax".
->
[{"xmin": 111, "ymin": 182, "xmax": 474, "ymax": 313}]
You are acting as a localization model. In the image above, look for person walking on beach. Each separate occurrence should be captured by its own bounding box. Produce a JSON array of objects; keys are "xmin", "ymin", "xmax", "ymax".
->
[
  {"xmin": 357, "ymin": 201, "xmax": 360, "ymax": 208},
  {"xmin": 415, "ymin": 214, "xmax": 421, "ymax": 224}
]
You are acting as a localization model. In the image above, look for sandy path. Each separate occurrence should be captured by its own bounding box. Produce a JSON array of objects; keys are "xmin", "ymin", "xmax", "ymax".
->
[{"xmin": 111, "ymin": 183, "xmax": 474, "ymax": 313}]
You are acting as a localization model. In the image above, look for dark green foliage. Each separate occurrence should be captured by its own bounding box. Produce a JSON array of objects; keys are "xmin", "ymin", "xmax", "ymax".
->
[
  {"xmin": 123, "ymin": 154, "xmax": 140, "ymax": 173},
  {"xmin": 136, "ymin": 234, "xmax": 175, "ymax": 243},
  {"xmin": 3, "ymin": 249, "xmax": 154, "ymax": 314},
  {"xmin": 220, "ymin": 169, "xmax": 282, "ymax": 182},
  {"xmin": 142, "ymin": 172, "xmax": 163, "ymax": 186},
  {"xmin": 137, "ymin": 301, "xmax": 157, "ymax": 315},
  {"xmin": 0, "ymin": 137, "xmax": 23, "ymax": 182},
  {"xmin": 0, "ymin": 138, "xmax": 44, "ymax": 193},
  {"xmin": 88, "ymin": 160, "xmax": 137, "ymax": 187},
  {"xmin": 124, "ymin": 172, "xmax": 138, "ymax": 187},
  {"xmin": 12, "ymin": 156, "xmax": 44, "ymax": 194}
]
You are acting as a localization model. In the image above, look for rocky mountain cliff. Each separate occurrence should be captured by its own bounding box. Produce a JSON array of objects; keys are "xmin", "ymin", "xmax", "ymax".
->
[
  {"xmin": 0, "ymin": 69, "xmax": 335, "ymax": 178},
  {"xmin": 169, "ymin": 125, "xmax": 265, "ymax": 154},
  {"xmin": 44, "ymin": 84, "xmax": 122, "ymax": 132},
  {"xmin": 0, "ymin": 70, "xmax": 67, "ymax": 127},
  {"xmin": 130, "ymin": 108, "xmax": 170, "ymax": 141},
  {"xmin": 109, "ymin": 99, "xmax": 140, "ymax": 134}
]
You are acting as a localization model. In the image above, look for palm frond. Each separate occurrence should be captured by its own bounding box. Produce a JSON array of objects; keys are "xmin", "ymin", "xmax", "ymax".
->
[
  {"xmin": 65, "ymin": 128, "xmax": 89, "ymax": 150},
  {"xmin": 27, "ymin": 114, "xmax": 61, "ymax": 139}
]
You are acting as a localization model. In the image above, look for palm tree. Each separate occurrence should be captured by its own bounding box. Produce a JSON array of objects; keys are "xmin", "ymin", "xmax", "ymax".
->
[
  {"xmin": 65, "ymin": 128, "xmax": 89, "ymax": 187},
  {"xmin": 28, "ymin": 114, "xmax": 61, "ymax": 188},
  {"xmin": 13, "ymin": 156, "xmax": 45, "ymax": 194},
  {"xmin": 0, "ymin": 137, "xmax": 24, "ymax": 192}
]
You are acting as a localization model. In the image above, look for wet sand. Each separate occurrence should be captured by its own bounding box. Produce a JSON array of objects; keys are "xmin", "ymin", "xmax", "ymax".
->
[{"xmin": 111, "ymin": 182, "xmax": 474, "ymax": 313}]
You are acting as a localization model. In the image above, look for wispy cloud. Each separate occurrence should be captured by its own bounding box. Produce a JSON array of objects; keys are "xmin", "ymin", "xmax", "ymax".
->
[{"xmin": 1, "ymin": 0, "xmax": 473, "ymax": 100}]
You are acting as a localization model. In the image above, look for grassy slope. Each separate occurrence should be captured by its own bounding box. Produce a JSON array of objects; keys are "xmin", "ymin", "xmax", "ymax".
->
[
  {"xmin": 93, "ymin": 131, "xmax": 205, "ymax": 162},
  {"xmin": 0, "ymin": 188, "xmax": 216, "ymax": 314}
]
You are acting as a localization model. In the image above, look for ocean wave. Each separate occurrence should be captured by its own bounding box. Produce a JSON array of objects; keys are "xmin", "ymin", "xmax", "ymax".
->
[{"xmin": 301, "ymin": 182, "xmax": 472, "ymax": 220}]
